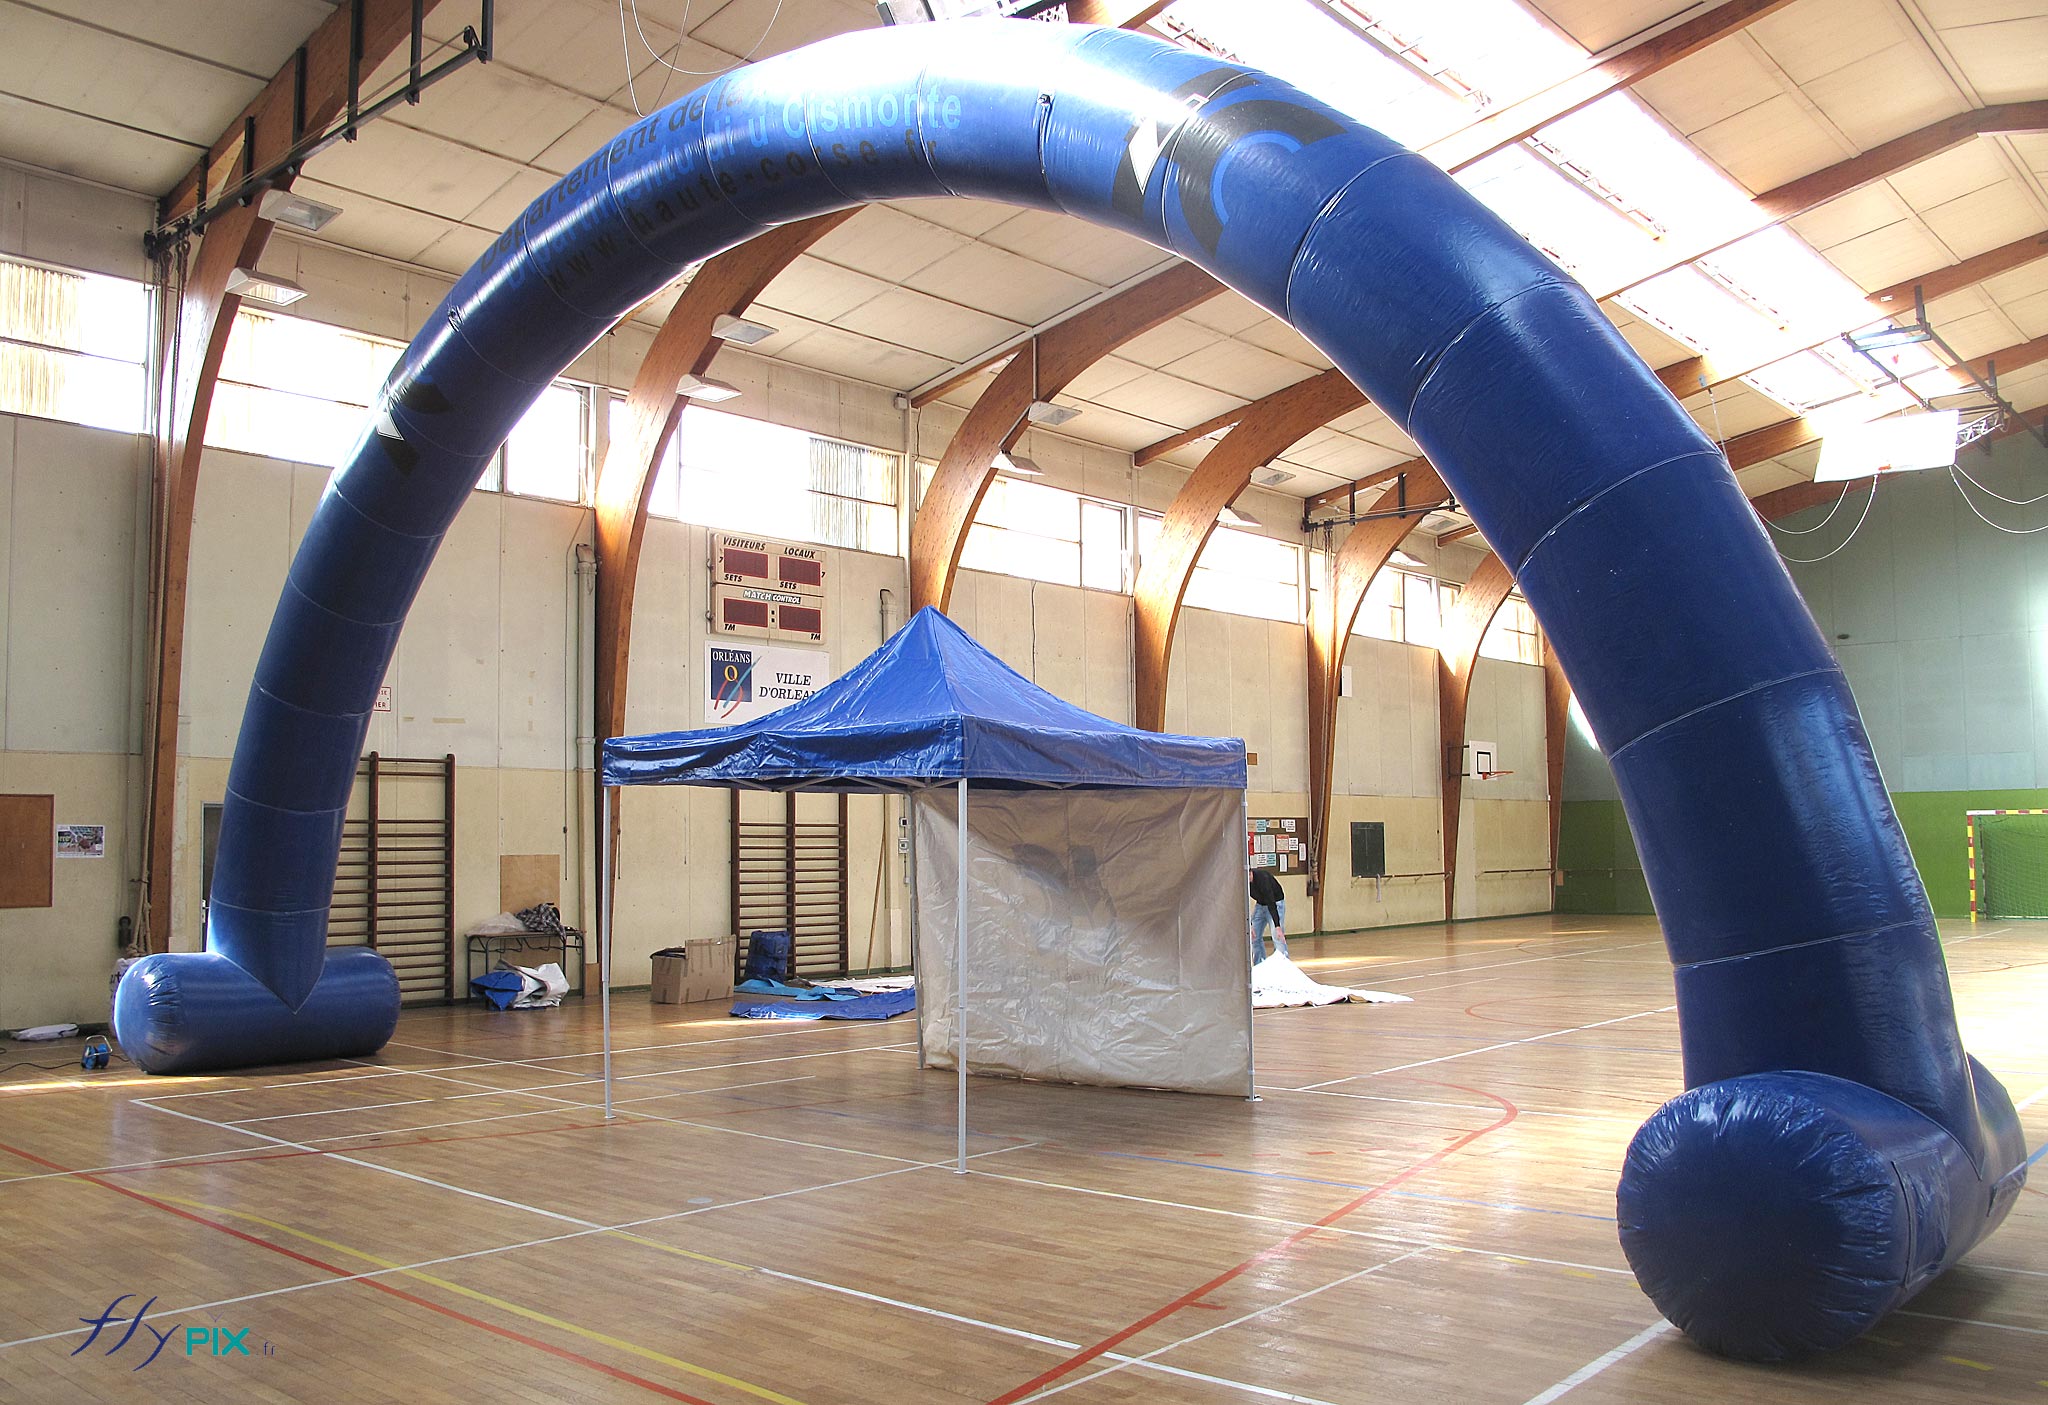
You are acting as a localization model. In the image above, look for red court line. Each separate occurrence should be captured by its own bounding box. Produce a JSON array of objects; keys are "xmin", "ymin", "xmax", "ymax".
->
[
  {"xmin": 984, "ymin": 1082, "xmax": 1521, "ymax": 1405},
  {"xmin": 0, "ymin": 1137, "xmax": 716, "ymax": 1404}
]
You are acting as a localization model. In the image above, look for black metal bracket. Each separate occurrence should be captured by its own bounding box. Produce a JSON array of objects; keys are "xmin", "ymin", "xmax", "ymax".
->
[
  {"xmin": 1843, "ymin": 283, "xmax": 2048, "ymax": 453},
  {"xmin": 145, "ymin": 0, "xmax": 493, "ymax": 258},
  {"xmin": 1301, "ymin": 473, "xmax": 1455, "ymax": 532}
]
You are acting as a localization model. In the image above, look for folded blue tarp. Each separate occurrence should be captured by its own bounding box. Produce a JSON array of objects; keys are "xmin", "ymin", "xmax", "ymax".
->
[
  {"xmin": 734, "ymin": 977, "xmax": 861, "ymax": 1001},
  {"xmin": 729, "ymin": 989, "xmax": 917, "ymax": 1022}
]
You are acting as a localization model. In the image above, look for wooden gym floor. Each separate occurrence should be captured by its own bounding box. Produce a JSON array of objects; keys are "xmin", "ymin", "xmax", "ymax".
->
[{"xmin": 0, "ymin": 913, "xmax": 2041, "ymax": 1404}]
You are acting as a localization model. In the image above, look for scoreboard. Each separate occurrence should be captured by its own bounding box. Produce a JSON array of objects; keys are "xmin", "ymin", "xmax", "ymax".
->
[{"xmin": 711, "ymin": 532, "xmax": 828, "ymax": 645}]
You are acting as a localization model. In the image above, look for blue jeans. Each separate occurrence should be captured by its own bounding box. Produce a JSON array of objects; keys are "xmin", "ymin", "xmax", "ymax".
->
[{"xmin": 1251, "ymin": 899, "xmax": 1288, "ymax": 966}]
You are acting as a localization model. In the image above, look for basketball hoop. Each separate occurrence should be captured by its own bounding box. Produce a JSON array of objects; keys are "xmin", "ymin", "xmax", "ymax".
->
[{"xmin": 1474, "ymin": 770, "xmax": 1515, "ymax": 781}]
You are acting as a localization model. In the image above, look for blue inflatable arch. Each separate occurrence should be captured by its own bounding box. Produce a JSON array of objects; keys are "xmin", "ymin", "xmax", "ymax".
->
[{"xmin": 113, "ymin": 19, "xmax": 2024, "ymax": 1360}]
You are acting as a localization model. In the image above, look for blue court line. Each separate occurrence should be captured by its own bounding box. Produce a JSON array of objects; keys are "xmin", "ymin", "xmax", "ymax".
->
[{"xmin": 2025, "ymin": 1139, "xmax": 2047, "ymax": 1169}]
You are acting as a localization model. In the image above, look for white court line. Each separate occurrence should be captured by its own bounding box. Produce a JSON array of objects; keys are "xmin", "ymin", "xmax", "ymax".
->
[
  {"xmin": 1018, "ymin": 1249, "xmax": 1434, "ymax": 1404},
  {"xmin": 0, "ymin": 1074, "xmax": 825, "ymax": 1192},
  {"xmin": 333, "ymin": 1040, "xmax": 916, "ymax": 1112},
  {"xmin": 374, "ymin": 1055, "xmax": 997, "ymax": 1168},
  {"xmin": 757, "ymin": 1247, "xmax": 1353, "ymax": 1405},
  {"xmin": 1294, "ymin": 1006, "xmax": 1676, "ymax": 1090},
  {"xmin": 144, "ymin": 1021, "xmax": 908, "ymax": 1102},
  {"xmin": 6, "ymin": 1135, "xmax": 1326, "ymax": 1405},
  {"xmin": 1518, "ymin": 1320, "xmax": 1673, "ymax": 1405},
  {"xmin": 0, "ymin": 1142, "xmax": 1033, "ymax": 1353},
  {"xmin": 1258, "ymin": 1086, "xmax": 1642, "ymax": 1123},
  {"xmin": 968, "ymin": 1166, "xmax": 1632, "ymax": 1279},
  {"xmin": 156, "ymin": 1058, "xmax": 946, "ymax": 1236},
  {"xmin": 380, "ymin": 1019, "xmax": 905, "ymax": 1072},
  {"xmin": 1307, "ymin": 940, "xmax": 1663, "ymax": 986},
  {"xmin": 1896, "ymin": 1309, "xmax": 2048, "ymax": 1337},
  {"xmin": 1289, "ymin": 933, "xmax": 1621, "ymax": 980},
  {"xmin": 2015, "ymin": 1080, "xmax": 2048, "ymax": 1112}
]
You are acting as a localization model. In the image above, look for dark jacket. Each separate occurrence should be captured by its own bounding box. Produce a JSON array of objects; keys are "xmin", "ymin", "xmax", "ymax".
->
[{"xmin": 1249, "ymin": 869, "xmax": 1284, "ymax": 922}]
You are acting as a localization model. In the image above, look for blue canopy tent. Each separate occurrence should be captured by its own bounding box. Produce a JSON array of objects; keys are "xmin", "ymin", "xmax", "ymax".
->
[{"xmin": 600, "ymin": 607, "xmax": 1252, "ymax": 1169}]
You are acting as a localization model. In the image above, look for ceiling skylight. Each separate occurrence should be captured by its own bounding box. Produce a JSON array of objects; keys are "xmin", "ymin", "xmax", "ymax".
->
[
  {"xmin": 1455, "ymin": 145, "xmax": 1657, "ymax": 284},
  {"xmin": 1163, "ymin": 0, "xmax": 1464, "ymax": 148},
  {"xmin": 1620, "ymin": 267, "xmax": 1789, "ymax": 368},
  {"xmin": 1535, "ymin": 96, "xmax": 1759, "ymax": 249},
  {"xmin": 1744, "ymin": 351, "xmax": 1863, "ymax": 414},
  {"xmin": 1696, "ymin": 229, "xmax": 1875, "ymax": 342},
  {"xmin": 1317, "ymin": 0, "xmax": 1583, "ymax": 112},
  {"xmin": 1157, "ymin": 0, "xmax": 1970, "ymax": 437}
]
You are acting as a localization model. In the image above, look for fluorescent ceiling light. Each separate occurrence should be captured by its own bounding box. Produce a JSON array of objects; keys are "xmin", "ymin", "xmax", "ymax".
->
[
  {"xmin": 225, "ymin": 267, "xmax": 308, "ymax": 307},
  {"xmin": 676, "ymin": 373, "xmax": 741, "ymax": 402},
  {"xmin": 1252, "ymin": 466, "xmax": 1295, "ymax": 488},
  {"xmin": 994, "ymin": 451, "xmax": 1042, "ymax": 477},
  {"xmin": 1743, "ymin": 351, "xmax": 1860, "ymax": 414},
  {"xmin": 1390, "ymin": 548, "xmax": 1426, "ymax": 569},
  {"xmin": 1533, "ymin": 95, "xmax": 1757, "ymax": 251},
  {"xmin": 1219, "ymin": 504, "xmax": 1261, "ymax": 529},
  {"xmin": 258, "ymin": 189, "xmax": 342, "ymax": 234},
  {"xmin": 1026, "ymin": 399, "xmax": 1081, "ymax": 427},
  {"xmin": 711, "ymin": 313, "xmax": 778, "ymax": 345}
]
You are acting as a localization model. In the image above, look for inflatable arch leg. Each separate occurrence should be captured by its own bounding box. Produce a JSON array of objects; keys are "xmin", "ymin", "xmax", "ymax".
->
[{"xmin": 113, "ymin": 19, "xmax": 2024, "ymax": 1359}]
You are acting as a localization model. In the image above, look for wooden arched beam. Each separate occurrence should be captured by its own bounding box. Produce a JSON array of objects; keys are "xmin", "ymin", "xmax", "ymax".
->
[
  {"xmin": 1065, "ymin": 1, "xmax": 1174, "ymax": 28},
  {"xmin": 144, "ymin": 0, "xmax": 446, "ymax": 950},
  {"xmin": 1132, "ymin": 369, "xmax": 1362, "ymax": 730},
  {"xmin": 1305, "ymin": 465, "xmax": 1450, "ymax": 930},
  {"xmin": 1543, "ymin": 648, "xmax": 1572, "ymax": 882},
  {"xmin": 143, "ymin": 201, "xmax": 275, "ymax": 951},
  {"xmin": 1436, "ymin": 552, "xmax": 1518, "ymax": 921},
  {"xmin": 1309, "ymin": 325, "xmax": 2048, "ymax": 521},
  {"xmin": 592, "ymin": 211, "xmax": 854, "ymax": 743},
  {"xmin": 908, "ymin": 260, "xmax": 1221, "ymax": 612}
]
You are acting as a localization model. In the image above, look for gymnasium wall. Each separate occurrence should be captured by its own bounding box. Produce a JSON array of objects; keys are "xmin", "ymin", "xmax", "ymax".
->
[
  {"xmin": 0, "ymin": 166, "xmax": 156, "ymax": 1030},
  {"xmin": 1560, "ymin": 431, "xmax": 2048, "ymax": 918},
  {"xmin": 0, "ymin": 162, "xmax": 1554, "ymax": 1027}
]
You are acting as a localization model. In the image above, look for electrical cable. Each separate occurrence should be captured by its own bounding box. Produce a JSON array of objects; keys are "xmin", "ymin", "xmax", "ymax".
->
[
  {"xmin": 1949, "ymin": 454, "xmax": 2048, "ymax": 507},
  {"xmin": 1763, "ymin": 479, "xmax": 1855, "ymax": 536},
  {"xmin": 618, "ymin": 0, "xmax": 790, "ymax": 116},
  {"xmin": 1949, "ymin": 465, "xmax": 2048, "ymax": 535},
  {"xmin": 1773, "ymin": 474, "xmax": 1880, "ymax": 564}
]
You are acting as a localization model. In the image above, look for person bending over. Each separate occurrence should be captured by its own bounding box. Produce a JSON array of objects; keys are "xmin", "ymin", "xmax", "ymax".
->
[{"xmin": 1249, "ymin": 865, "xmax": 1289, "ymax": 968}]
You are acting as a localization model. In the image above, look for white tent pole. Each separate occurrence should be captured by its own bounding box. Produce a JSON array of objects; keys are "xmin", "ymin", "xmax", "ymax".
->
[
  {"xmin": 1242, "ymin": 788, "xmax": 1258, "ymax": 1102},
  {"xmin": 600, "ymin": 784, "xmax": 615, "ymax": 1120},
  {"xmin": 956, "ymin": 774, "xmax": 968, "ymax": 1175}
]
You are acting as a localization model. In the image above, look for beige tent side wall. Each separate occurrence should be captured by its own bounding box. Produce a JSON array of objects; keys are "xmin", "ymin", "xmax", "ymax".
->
[{"xmin": 914, "ymin": 785, "xmax": 1250, "ymax": 1097}]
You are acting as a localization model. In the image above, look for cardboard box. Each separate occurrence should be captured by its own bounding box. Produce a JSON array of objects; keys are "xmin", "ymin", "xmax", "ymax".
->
[
  {"xmin": 651, "ymin": 938, "xmax": 735, "ymax": 1005},
  {"xmin": 650, "ymin": 948, "xmax": 688, "ymax": 1005},
  {"xmin": 686, "ymin": 935, "xmax": 736, "ymax": 1003}
]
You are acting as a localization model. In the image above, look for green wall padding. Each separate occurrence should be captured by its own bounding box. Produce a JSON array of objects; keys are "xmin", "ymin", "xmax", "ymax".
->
[
  {"xmin": 1892, "ymin": 788, "xmax": 2048, "ymax": 918},
  {"xmin": 1556, "ymin": 800, "xmax": 1654, "ymax": 915},
  {"xmin": 1560, "ymin": 788, "xmax": 2048, "ymax": 918}
]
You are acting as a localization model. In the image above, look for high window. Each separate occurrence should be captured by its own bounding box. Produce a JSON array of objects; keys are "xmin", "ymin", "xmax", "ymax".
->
[
  {"xmin": 1480, "ymin": 592, "xmax": 1541, "ymax": 664},
  {"xmin": 211, "ymin": 309, "xmax": 402, "ymax": 467},
  {"xmin": 627, "ymin": 399, "xmax": 900, "ymax": 554},
  {"xmin": 1139, "ymin": 513, "xmax": 1304, "ymax": 623},
  {"xmin": 0, "ymin": 255, "xmax": 148, "ymax": 434}
]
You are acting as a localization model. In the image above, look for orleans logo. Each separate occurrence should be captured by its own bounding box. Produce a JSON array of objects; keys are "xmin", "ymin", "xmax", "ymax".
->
[{"xmin": 73, "ymin": 1296, "xmax": 275, "ymax": 1371}]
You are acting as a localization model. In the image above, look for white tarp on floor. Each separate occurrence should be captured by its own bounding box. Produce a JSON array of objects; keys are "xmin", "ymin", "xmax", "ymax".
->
[
  {"xmin": 914, "ymin": 785, "xmax": 1251, "ymax": 1097},
  {"xmin": 1251, "ymin": 953, "xmax": 1413, "ymax": 1009}
]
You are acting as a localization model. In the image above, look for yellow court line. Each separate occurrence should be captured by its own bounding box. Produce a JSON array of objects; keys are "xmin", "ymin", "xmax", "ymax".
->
[
  {"xmin": 152, "ymin": 1192, "xmax": 804, "ymax": 1405},
  {"xmin": 1945, "ymin": 1356, "xmax": 1994, "ymax": 1372}
]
